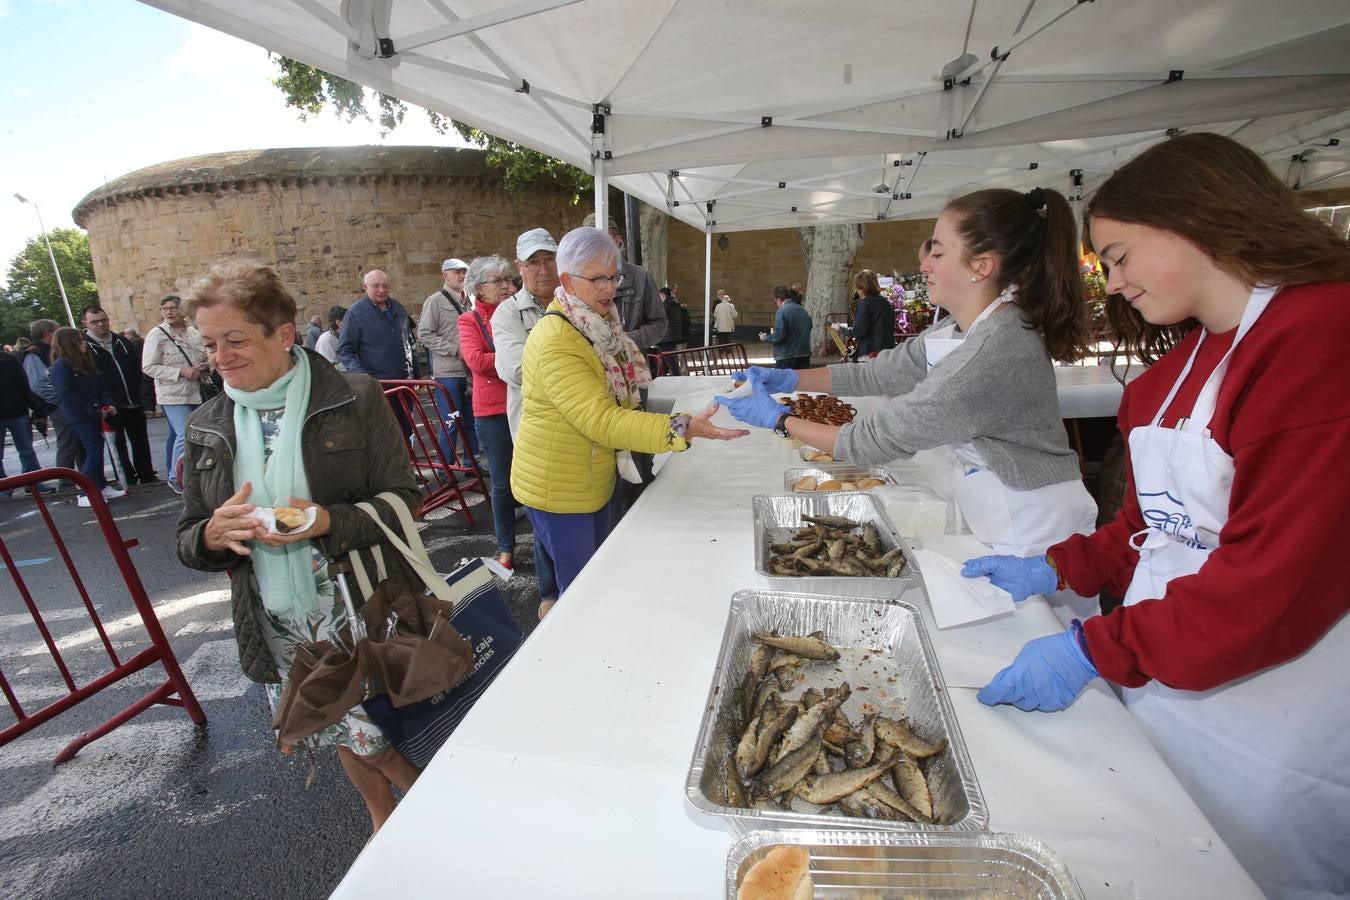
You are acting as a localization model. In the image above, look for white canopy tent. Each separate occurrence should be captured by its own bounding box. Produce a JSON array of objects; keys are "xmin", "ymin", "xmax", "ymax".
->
[{"xmin": 139, "ymin": 0, "xmax": 1350, "ymax": 332}]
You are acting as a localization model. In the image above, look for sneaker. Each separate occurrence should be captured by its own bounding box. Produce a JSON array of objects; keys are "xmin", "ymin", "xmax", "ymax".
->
[
  {"xmin": 34, "ymin": 483, "xmax": 58, "ymax": 494},
  {"xmin": 167, "ymin": 479, "xmax": 183, "ymax": 495},
  {"xmin": 101, "ymin": 484, "xmax": 128, "ymax": 500},
  {"xmin": 77, "ymin": 494, "xmax": 92, "ymax": 508}
]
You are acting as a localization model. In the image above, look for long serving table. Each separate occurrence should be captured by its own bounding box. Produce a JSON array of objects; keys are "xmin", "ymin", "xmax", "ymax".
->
[
  {"xmin": 645, "ymin": 364, "xmax": 1139, "ymax": 420},
  {"xmin": 333, "ymin": 393, "xmax": 1260, "ymax": 899}
]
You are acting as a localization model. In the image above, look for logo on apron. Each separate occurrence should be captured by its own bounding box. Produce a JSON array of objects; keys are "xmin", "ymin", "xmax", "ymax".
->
[{"xmin": 1136, "ymin": 489, "xmax": 1208, "ymax": 550}]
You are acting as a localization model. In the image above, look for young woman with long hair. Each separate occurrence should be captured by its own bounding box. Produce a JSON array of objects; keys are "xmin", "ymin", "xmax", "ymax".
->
[
  {"xmin": 48, "ymin": 326, "xmax": 125, "ymax": 506},
  {"xmin": 719, "ymin": 186, "xmax": 1095, "ymax": 556},
  {"xmin": 963, "ymin": 132, "xmax": 1350, "ymax": 898}
]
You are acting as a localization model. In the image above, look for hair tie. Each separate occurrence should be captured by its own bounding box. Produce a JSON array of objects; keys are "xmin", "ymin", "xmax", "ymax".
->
[{"xmin": 1024, "ymin": 187, "xmax": 1046, "ymax": 212}]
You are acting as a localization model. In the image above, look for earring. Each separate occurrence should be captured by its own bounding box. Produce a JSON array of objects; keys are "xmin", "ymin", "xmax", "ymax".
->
[{"xmin": 970, "ymin": 276, "xmax": 978, "ymax": 282}]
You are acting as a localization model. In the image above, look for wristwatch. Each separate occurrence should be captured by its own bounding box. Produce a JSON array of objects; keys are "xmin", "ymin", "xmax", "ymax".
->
[{"xmin": 772, "ymin": 411, "xmax": 793, "ymax": 438}]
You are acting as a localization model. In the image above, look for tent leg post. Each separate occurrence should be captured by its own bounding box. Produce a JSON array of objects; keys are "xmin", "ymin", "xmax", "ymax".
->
[{"xmin": 704, "ymin": 229, "xmax": 713, "ymax": 346}]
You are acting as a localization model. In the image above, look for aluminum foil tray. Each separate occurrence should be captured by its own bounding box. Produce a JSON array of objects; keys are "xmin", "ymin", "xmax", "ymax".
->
[
  {"xmin": 753, "ymin": 492, "xmax": 920, "ymax": 600},
  {"xmin": 687, "ymin": 589, "xmax": 987, "ymax": 836},
  {"xmin": 783, "ymin": 465, "xmax": 899, "ymax": 492},
  {"xmin": 726, "ymin": 830, "xmax": 1085, "ymax": 899}
]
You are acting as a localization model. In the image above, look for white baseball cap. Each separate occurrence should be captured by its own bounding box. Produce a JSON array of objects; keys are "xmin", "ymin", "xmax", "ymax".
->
[
  {"xmin": 515, "ymin": 228, "xmax": 558, "ymax": 262},
  {"xmin": 441, "ymin": 258, "xmax": 468, "ymax": 272}
]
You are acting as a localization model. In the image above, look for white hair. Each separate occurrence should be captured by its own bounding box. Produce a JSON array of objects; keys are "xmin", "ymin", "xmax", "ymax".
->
[
  {"xmin": 556, "ymin": 227, "xmax": 619, "ymax": 277},
  {"xmin": 465, "ymin": 255, "xmax": 514, "ymax": 298}
]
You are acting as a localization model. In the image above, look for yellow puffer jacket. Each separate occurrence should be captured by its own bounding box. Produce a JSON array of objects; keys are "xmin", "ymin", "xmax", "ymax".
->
[{"xmin": 511, "ymin": 306, "xmax": 689, "ymax": 513}]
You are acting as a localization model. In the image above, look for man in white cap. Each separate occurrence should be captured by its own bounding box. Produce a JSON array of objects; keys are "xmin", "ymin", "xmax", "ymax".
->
[
  {"xmin": 492, "ymin": 226, "xmax": 561, "ymax": 609},
  {"xmin": 492, "ymin": 229, "xmax": 559, "ymax": 439},
  {"xmin": 419, "ymin": 258, "xmax": 477, "ymax": 463}
]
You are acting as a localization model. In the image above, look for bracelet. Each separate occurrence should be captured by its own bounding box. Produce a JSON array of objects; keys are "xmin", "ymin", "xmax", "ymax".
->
[
  {"xmin": 668, "ymin": 414, "xmax": 691, "ymax": 440},
  {"xmin": 1045, "ymin": 552, "xmax": 1067, "ymax": 592}
]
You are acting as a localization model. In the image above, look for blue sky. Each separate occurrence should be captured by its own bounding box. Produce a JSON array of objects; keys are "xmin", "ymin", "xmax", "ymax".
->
[{"xmin": 0, "ymin": 0, "xmax": 466, "ymax": 286}]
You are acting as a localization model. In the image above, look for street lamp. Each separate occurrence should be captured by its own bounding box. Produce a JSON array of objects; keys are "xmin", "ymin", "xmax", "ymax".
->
[{"xmin": 14, "ymin": 193, "xmax": 76, "ymax": 327}]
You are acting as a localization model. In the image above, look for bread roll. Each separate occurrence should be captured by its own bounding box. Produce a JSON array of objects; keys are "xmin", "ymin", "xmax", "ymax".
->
[
  {"xmin": 816, "ymin": 480, "xmax": 842, "ymax": 491},
  {"xmin": 792, "ymin": 476, "xmax": 819, "ymax": 492},
  {"xmin": 856, "ymin": 477, "xmax": 885, "ymax": 489},
  {"xmin": 273, "ymin": 505, "xmax": 306, "ymax": 533},
  {"xmin": 737, "ymin": 845, "xmax": 813, "ymax": 900}
]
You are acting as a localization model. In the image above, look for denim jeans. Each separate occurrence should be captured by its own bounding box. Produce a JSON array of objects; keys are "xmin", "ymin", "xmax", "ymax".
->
[
  {"xmin": 162, "ymin": 403, "xmax": 198, "ymax": 485},
  {"xmin": 0, "ymin": 415, "xmax": 40, "ymax": 479},
  {"xmin": 69, "ymin": 418, "xmax": 107, "ymax": 492},
  {"xmin": 433, "ymin": 376, "xmax": 478, "ymax": 462},
  {"xmin": 474, "ymin": 413, "xmax": 517, "ymax": 556}
]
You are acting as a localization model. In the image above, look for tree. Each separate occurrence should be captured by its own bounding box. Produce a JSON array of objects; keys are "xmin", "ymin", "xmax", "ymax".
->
[
  {"xmin": 799, "ymin": 224, "xmax": 865, "ymax": 352},
  {"xmin": 0, "ymin": 228, "xmax": 97, "ymax": 344},
  {"xmin": 272, "ymin": 57, "xmax": 592, "ymax": 201}
]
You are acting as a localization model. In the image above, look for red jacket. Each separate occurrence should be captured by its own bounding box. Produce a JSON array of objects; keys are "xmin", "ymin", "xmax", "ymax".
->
[
  {"xmin": 1052, "ymin": 282, "xmax": 1350, "ymax": 691},
  {"xmin": 458, "ymin": 300, "xmax": 506, "ymax": 417}
]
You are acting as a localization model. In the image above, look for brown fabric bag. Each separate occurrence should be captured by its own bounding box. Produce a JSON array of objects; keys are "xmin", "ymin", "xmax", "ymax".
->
[
  {"xmin": 356, "ymin": 580, "xmax": 473, "ymax": 707},
  {"xmin": 271, "ymin": 636, "xmax": 368, "ymax": 746}
]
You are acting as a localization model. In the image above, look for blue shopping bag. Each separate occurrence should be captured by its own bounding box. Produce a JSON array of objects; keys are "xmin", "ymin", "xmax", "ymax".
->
[{"xmin": 361, "ymin": 557, "xmax": 523, "ymax": 768}]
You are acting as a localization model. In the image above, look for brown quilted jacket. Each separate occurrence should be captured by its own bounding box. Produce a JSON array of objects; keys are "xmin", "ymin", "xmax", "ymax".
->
[{"xmin": 176, "ymin": 350, "xmax": 422, "ymax": 683}]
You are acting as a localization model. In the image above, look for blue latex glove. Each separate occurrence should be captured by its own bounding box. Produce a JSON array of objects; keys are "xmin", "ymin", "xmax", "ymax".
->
[
  {"xmin": 978, "ymin": 620, "xmax": 1098, "ymax": 712},
  {"xmin": 730, "ymin": 365, "xmax": 798, "ymax": 394},
  {"xmin": 961, "ymin": 554, "xmax": 1057, "ymax": 603},
  {"xmin": 714, "ymin": 377, "xmax": 789, "ymax": 430}
]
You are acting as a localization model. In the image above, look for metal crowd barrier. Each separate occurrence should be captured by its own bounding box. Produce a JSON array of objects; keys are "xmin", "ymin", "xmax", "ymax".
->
[
  {"xmin": 0, "ymin": 469, "xmax": 206, "ymax": 764},
  {"xmin": 380, "ymin": 379, "xmax": 487, "ymax": 525},
  {"xmin": 651, "ymin": 342, "xmax": 751, "ymax": 377}
]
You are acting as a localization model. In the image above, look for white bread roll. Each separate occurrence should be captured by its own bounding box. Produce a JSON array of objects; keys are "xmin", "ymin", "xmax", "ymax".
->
[{"xmin": 737, "ymin": 844, "xmax": 813, "ymax": 900}]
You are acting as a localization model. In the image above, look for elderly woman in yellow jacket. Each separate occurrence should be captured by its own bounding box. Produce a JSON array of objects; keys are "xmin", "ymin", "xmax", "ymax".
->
[{"xmin": 513, "ymin": 226, "xmax": 747, "ymax": 617}]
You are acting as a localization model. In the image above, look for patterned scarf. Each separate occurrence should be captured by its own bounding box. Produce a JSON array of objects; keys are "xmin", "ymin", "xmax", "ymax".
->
[{"xmin": 555, "ymin": 286, "xmax": 650, "ymax": 407}]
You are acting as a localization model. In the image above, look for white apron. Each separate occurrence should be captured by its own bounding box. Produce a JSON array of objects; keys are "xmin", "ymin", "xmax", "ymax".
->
[
  {"xmin": 926, "ymin": 293, "xmax": 1097, "ymax": 557},
  {"xmin": 1121, "ymin": 285, "xmax": 1350, "ymax": 900}
]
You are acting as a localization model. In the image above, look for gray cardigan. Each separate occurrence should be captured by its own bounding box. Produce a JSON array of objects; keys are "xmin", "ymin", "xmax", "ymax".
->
[{"xmin": 828, "ymin": 307, "xmax": 1081, "ymax": 490}]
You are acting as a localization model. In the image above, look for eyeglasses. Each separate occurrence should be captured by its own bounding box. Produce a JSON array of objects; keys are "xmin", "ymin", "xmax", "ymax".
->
[
  {"xmin": 480, "ymin": 277, "xmax": 515, "ymax": 287},
  {"xmin": 568, "ymin": 272, "xmax": 624, "ymax": 288}
]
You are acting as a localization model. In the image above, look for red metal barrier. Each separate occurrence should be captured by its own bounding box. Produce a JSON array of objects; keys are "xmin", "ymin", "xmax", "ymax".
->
[
  {"xmin": 652, "ymin": 342, "xmax": 750, "ymax": 377},
  {"xmin": 380, "ymin": 379, "xmax": 487, "ymax": 524},
  {"xmin": 0, "ymin": 468, "xmax": 206, "ymax": 764}
]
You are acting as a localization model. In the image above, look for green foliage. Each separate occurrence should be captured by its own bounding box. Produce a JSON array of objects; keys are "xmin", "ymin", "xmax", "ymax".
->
[
  {"xmin": 271, "ymin": 56, "xmax": 591, "ymax": 202},
  {"xmin": 0, "ymin": 228, "xmax": 97, "ymax": 344}
]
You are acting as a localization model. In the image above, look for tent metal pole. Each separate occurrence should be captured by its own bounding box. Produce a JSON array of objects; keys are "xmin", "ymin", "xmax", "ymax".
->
[
  {"xmin": 593, "ymin": 156, "xmax": 608, "ymax": 229},
  {"xmin": 704, "ymin": 229, "xmax": 713, "ymax": 347}
]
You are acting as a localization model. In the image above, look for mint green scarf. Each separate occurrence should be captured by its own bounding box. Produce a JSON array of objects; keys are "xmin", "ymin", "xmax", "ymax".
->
[{"xmin": 225, "ymin": 347, "xmax": 320, "ymax": 621}]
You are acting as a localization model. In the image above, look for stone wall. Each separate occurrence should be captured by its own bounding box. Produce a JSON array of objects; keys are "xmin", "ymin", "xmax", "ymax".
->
[{"xmin": 74, "ymin": 147, "xmax": 582, "ymax": 334}]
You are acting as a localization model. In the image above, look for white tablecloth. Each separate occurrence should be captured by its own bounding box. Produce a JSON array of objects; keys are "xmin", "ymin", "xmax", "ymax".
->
[
  {"xmin": 333, "ymin": 409, "xmax": 1259, "ymax": 900},
  {"xmin": 646, "ymin": 365, "xmax": 1138, "ymax": 421}
]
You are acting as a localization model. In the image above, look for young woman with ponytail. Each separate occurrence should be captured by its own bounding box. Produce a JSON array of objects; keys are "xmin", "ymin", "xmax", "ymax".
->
[
  {"xmin": 718, "ymin": 185, "xmax": 1096, "ymax": 556},
  {"xmin": 963, "ymin": 133, "xmax": 1350, "ymax": 899}
]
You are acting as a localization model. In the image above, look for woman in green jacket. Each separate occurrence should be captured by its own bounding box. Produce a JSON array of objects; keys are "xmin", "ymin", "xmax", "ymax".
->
[{"xmin": 512, "ymin": 226, "xmax": 747, "ymax": 616}]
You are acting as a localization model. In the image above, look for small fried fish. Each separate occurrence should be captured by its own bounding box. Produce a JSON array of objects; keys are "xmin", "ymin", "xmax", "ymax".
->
[
  {"xmin": 802, "ymin": 513, "xmax": 860, "ymax": 529},
  {"xmin": 875, "ymin": 716, "xmax": 947, "ymax": 759},
  {"xmin": 751, "ymin": 631, "xmax": 841, "ymax": 661}
]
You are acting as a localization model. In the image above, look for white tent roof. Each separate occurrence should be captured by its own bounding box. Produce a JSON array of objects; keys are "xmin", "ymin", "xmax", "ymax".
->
[{"xmin": 140, "ymin": 0, "xmax": 1350, "ymax": 232}]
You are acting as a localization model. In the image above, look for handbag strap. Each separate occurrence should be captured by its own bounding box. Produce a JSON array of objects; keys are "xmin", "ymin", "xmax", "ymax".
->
[{"xmin": 350, "ymin": 492, "xmax": 457, "ymax": 605}]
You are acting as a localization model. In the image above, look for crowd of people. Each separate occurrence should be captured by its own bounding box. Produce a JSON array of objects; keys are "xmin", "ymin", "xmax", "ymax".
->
[{"xmin": 157, "ymin": 213, "xmax": 748, "ymax": 833}]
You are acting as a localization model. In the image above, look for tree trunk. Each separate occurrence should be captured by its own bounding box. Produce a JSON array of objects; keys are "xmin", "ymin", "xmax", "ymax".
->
[
  {"xmin": 799, "ymin": 223, "xmax": 865, "ymax": 353},
  {"xmin": 638, "ymin": 201, "xmax": 670, "ymax": 288}
]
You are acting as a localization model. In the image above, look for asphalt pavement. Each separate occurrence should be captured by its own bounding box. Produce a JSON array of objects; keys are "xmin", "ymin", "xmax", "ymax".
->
[{"xmin": 0, "ymin": 415, "xmax": 543, "ymax": 900}]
